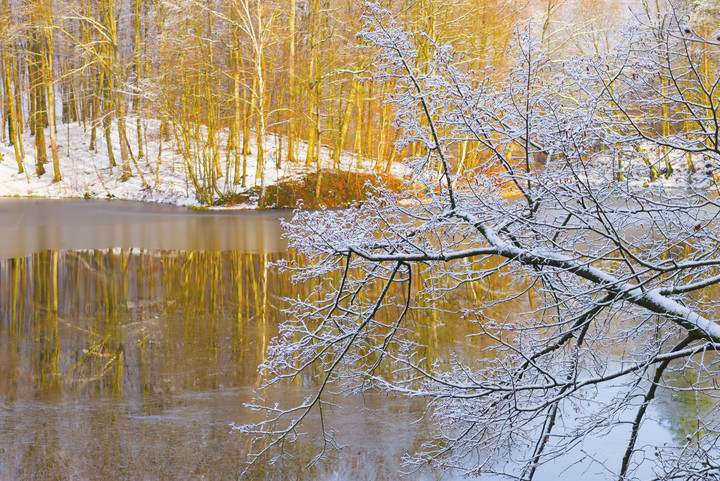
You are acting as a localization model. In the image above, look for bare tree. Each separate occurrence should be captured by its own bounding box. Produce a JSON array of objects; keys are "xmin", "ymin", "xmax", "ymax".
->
[
  {"xmin": 1, "ymin": 0, "xmax": 25, "ymax": 175},
  {"xmin": 238, "ymin": 4, "xmax": 720, "ymax": 480},
  {"xmin": 232, "ymin": 0, "xmax": 279, "ymax": 208},
  {"xmin": 593, "ymin": 3, "xmax": 720, "ymax": 181}
]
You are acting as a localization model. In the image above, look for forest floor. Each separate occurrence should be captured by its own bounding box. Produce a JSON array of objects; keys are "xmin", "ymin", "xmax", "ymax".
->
[
  {"xmin": 0, "ymin": 118, "xmax": 406, "ymax": 209},
  {"xmin": 2, "ymin": 119, "xmax": 717, "ymax": 210}
]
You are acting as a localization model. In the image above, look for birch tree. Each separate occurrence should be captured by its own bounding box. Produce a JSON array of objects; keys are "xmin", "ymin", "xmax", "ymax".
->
[
  {"xmin": 238, "ymin": 4, "xmax": 720, "ymax": 480},
  {"xmin": 36, "ymin": 0, "xmax": 61, "ymax": 182}
]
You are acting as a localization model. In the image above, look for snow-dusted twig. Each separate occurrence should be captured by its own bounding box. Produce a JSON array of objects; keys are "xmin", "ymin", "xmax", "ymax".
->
[{"xmin": 239, "ymin": 4, "xmax": 720, "ymax": 480}]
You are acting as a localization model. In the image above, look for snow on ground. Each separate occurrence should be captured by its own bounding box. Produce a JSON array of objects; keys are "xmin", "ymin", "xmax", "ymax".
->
[
  {"xmin": 600, "ymin": 143, "xmax": 720, "ymax": 192},
  {"xmin": 0, "ymin": 117, "xmax": 407, "ymax": 209},
  {"xmin": 0, "ymin": 118, "xmax": 194, "ymax": 206},
  {"xmin": 3, "ymin": 117, "xmax": 715, "ymax": 210}
]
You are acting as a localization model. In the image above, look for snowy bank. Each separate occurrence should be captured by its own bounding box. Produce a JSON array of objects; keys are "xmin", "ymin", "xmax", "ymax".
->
[{"xmin": 0, "ymin": 118, "xmax": 407, "ymax": 210}]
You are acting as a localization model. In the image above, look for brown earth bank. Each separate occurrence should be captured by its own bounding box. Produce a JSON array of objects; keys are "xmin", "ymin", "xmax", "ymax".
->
[{"xmin": 213, "ymin": 169, "xmax": 405, "ymax": 209}]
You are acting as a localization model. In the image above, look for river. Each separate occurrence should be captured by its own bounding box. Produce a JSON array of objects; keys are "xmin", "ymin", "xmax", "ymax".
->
[{"xmin": 0, "ymin": 198, "xmax": 707, "ymax": 480}]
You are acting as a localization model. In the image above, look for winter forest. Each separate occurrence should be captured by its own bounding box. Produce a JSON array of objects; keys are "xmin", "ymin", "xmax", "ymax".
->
[
  {"xmin": 3, "ymin": 0, "xmax": 720, "ymax": 480},
  {"xmin": 1, "ymin": 0, "xmax": 698, "ymax": 208},
  {"xmin": 0, "ymin": 0, "xmax": 532, "ymax": 207}
]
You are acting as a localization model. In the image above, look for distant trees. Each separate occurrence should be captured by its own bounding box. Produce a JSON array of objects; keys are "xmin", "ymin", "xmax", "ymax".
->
[
  {"xmin": 0, "ymin": 0, "xmax": 530, "ymax": 204},
  {"xmin": 239, "ymin": 3, "xmax": 720, "ymax": 480},
  {"xmin": 1, "ymin": 0, "xmax": 714, "ymax": 206}
]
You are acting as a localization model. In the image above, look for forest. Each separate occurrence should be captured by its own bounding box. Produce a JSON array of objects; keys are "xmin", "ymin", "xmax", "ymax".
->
[{"xmin": 0, "ymin": 0, "xmax": 693, "ymax": 208}]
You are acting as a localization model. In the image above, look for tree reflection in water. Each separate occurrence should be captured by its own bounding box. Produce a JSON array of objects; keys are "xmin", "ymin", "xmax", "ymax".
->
[
  {"xmin": 0, "ymin": 248, "xmax": 490, "ymax": 480},
  {"xmin": 0, "ymin": 249, "xmax": 714, "ymax": 479}
]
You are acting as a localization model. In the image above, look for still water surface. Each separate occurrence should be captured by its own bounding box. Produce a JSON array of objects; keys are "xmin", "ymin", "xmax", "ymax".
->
[{"xmin": 0, "ymin": 198, "xmax": 703, "ymax": 480}]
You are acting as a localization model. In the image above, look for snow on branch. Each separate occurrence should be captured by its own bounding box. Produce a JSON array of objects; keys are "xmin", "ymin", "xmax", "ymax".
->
[{"xmin": 240, "ymin": 3, "xmax": 720, "ymax": 480}]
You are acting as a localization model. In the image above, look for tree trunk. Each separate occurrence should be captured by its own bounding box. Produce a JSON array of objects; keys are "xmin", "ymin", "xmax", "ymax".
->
[
  {"xmin": 287, "ymin": 0, "xmax": 297, "ymax": 164},
  {"xmin": 242, "ymin": 74, "xmax": 255, "ymax": 188},
  {"xmin": 29, "ymin": 28, "xmax": 47, "ymax": 176},
  {"xmin": 353, "ymin": 82, "xmax": 363, "ymax": 169},
  {"xmin": 101, "ymin": 68, "xmax": 116, "ymax": 168},
  {"xmin": 1, "ymin": 5, "xmax": 24, "ymax": 174},
  {"xmin": 40, "ymin": 2, "xmax": 61, "ymax": 182},
  {"xmin": 304, "ymin": 0, "xmax": 318, "ymax": 167},
  {"xmin": 332, "ymin": 82, "xmax": 355, "ymax": 170},
  {"xmin": 232, "ymin": 46, "xmax": 242, "ymax": 185},
  {"xmin": 133, "ymin": 0, "xmax": 145, "ymax": 161}
]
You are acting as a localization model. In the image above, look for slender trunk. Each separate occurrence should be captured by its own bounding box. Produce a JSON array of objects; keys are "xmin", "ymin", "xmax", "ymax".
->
[
  {"xmin": 287, "ymin": 0, "xmax": 296, "ymax": 163},
  {"xmin": 314, "ymin": 93, "xmax": 321, "ymax": 174},
  {"xmin": 1, "ymin": 12, "xmax": 23, "ymax": 173},
  {"xmin": 29, "ymin": 28, "xmax": 47, "ymax": 176},
  {"xmin": 10, "ymin": 52, "xmax": 23, "ymax": 158},
  {"xmin": 661, "ymin": 79, "xmax": 672, "ymax": 177},
  {"xmin": 254, "ymin": 57, "xmax": 265, "ymax": 203},
  {"xmin": 153, "ymin": 1, "xmax": 166, "ymax": 180},
  {"xmin": 133, "ymin": 0, "xmax": 145, "ymax": 160},
  {"xmin": 80, "ymin": 10, "xmax": 92, "ymax": 128},
  {"xmin": 375, "ymin": 84, "xmax": 388, "ymax": 172},
  {"xmin": 384, "ymin": 133, "xmax": 397, "ymax": 174},
  {"xmin": 115, "ymin": 75, "xmax": 131, "ymax": 180},
  {"xmin": 118, "ymin": 114, "xmax": 132, "ymax": 180},
  {"xmin": 305, "ymin": 104, "xmax": 316, "ymax": 167},
  {"xmin": 104, "ymin": 0, "xmax": 127, "ymax": 175},
  {"xmin": 243, "ymin": 74, "xmax": 255, "ymax": 188},
  {"xmin": 455, "ymin": 140, "xmax": 468, "ymax": 178},
  {"xmin": 0, "ymin": 50, "xmax": 5, "ymax": 146},
  {"xmin": 101, "ymin": 67, "xmax": 116, "ymax": 168},
  {"xmin": 305, "ymin": 0, "xmax": 318, "ymax": 167},
  {"xmin": 353, "ymin": 82, "xmax": 363, "ymax": 169},
  {"xmin": 232, "ymin": 46, "xmax": 242, "ymax": 184},
  {"xmin": 68, "ymin": 69, "xmax": 79, "ymax": 124},
  {"xmin": 136, "ymin": 118, "xmax": 143, "ymax": 159},
  {"xmin": 332, "ymin": 82, "xmax": 355, "ymax": 169},
  {"xmin": 11, "ymin": 44, "xmax": 21, "ymax": 136},
  {"xmin": 40, "ymin": 5, "xmax": 61, "ymax": 182},
  {"xmin": 89, "ymin": 67, "xmax": 99, "ymax": 151},
  {"xmin": 253, "ymin": 0, "xmax": 267, "ymax": 206},
  {"xmin": 204, "ymin": 30, "xmax": 222, "ymax": 188},
  {"xmin": 363, "ymin": 82, "xmax": 373, "ymax": 163}
]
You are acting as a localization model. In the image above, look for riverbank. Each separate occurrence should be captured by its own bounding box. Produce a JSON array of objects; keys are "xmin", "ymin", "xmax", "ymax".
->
[
  {"xmin": 0, "ymin": 118, "xmax": 405, "ymax": 210},
  {"xmin": 3, "ymin": 119, "xmax": 716, "ymax": 210}
]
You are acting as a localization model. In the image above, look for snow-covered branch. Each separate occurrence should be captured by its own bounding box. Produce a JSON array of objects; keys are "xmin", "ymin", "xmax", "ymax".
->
[{"xmin": 241, "ymin": 3, "xmax": 720, "ymax": 480}]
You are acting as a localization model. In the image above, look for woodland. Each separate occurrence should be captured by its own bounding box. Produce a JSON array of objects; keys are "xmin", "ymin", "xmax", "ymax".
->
[{"xmin": 0, "ymin": 0, "xmax": 662, "ymax": 208}]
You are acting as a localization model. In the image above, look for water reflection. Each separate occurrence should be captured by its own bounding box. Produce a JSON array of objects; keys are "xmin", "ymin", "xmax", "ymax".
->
[
  {"xmin": 0, "ymin": 248, "xmax": 249, "ymax": 475},
  {"xmin": 0, "ymin": 200, "xmax": 715, "ymax": 480},
  {"xmin": 0, "ymin": 248, "xmax": 470, "ymax": 480},
  {"xmin": 0, "ymin": 198, "xmax": 289, "ymax": 259}
]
